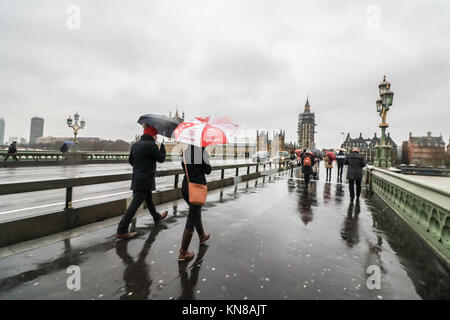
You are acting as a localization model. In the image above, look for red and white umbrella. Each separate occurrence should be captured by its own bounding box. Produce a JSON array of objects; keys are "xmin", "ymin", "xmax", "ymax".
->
[{"xmin": 173, "ymin": 116, "xmax": 240, "ymax": 147}]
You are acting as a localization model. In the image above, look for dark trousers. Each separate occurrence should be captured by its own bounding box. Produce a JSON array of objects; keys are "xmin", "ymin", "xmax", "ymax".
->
[
  {"xmin": 117, "ymin": 190, "xmax": 161, "ymax": 234},
  {"xmin": 304, "ymin": 173, "xmax": 311, "ymax": 186},
  {"xmin": 348, "ymin": 179, "xmax": 362, "ymax": 199},
  {"xmin": 337, "ymin": 164, "xmax": 344, "ymax": 180},
  {"xmin": 182, "ymin": 190, "xmax": 202, "ymax": 231},
  {"xmin": 326, "ymin": 168, "xmax": 332, "ymax": 180},
  {"xmin": 3, "ymin": 155, "xmax": 19, "ymax": 161}
]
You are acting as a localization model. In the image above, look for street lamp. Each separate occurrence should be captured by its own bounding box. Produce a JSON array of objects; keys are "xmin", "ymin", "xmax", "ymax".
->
[
  {"xmin": 67, "ymin": 112, "xmax": 86, "ymax": 152},
  {"xmin": 376, "ymin": 98, "xmax": 382, "ymax": 113},
  {"xmin": 374, "ymin": 76, "xmax": 394, "ymax": 168},
  {"xmin": 381, "ymin": 89, "xmax": 394, "ymax": 108}
]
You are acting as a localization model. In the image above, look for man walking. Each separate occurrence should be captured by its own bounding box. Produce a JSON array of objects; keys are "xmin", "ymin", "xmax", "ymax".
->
[
  {"xmin": 336, "ymin": 150, "xmax": 346, "ymax": 183},
  {"xmin": 4, "ymin": 141, "xmax": 19, "ymax": 161},
  {"xmin": 116, "ymin": 124, "xmax": 168, "ymax": 239},
  {"xmin": 344, "ymin": 147, "xmax": 366, "ymax": 202}
]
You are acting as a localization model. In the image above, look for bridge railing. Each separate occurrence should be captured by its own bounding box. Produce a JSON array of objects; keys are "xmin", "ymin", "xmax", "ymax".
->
[
  {"xmin": 0, "ymin": 151, "xmax": 252, "ymax": 162},
  {"xmin": 0, "ymin": 160, "xmax": 293, "ymax": 247},
  {"xmin": 0, "ymin": 151, "xmax": 131, "ymax": 162},
  {"xmin": 0, "ymin": 160, "xmax": 290, "ymax": 211},
  {"xmin": 365, "ymin": 166, "xmax": 450, "ymax": 262}
]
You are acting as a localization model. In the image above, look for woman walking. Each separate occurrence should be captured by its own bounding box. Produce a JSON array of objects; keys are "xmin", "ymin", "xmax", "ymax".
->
[
  {"xmin": 179, "ymin": 145, "xmax": 212, "ymax": 261},
  {"xmin": 325, "ymin": 154, "xmax": 333, "ymax": 182}
]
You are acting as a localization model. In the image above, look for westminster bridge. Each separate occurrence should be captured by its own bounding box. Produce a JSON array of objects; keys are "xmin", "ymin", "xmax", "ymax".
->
[{"xmin": 0, "ymin": 161, "xmax": 449, "ymax": 300}]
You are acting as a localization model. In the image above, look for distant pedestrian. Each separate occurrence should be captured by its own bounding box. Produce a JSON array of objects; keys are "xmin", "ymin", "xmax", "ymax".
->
[
  {"xmin": 336, "ymin": 150, "xmax": 346, "ymax": 183},
  {"xmin": 116, "ymin": 124, "xmax": 168, "ymax": 239},
  {"xmin": 312, "ymin": 154, "xmax": 319, "ymax": 180},
  {"xmin": 325, "ymin": 154, "xmax": 333, "ymax": 182},
  {"xmin": 289, "ymin": 150, "xmax": 296, "ymax": 168},
  {"xmin": 3, "ymin": 141, "xmax": 19, "ymax": 161},
  {"xmin": 60, "ymin": 143, "xmax": 69, "ymax": 153},
  {"xmin": 298, "ymin": 149, "xmax": 306, "ymax": 166},
  {"xmin": 289, "ymin": 150, "xmax": 296, "ymax": 161},
  {"xmin": 344, "ymin": 147, "xmax": 366, "ymax": 202},
  {"xmin": 301, "ymin": 151, "xmax": 314, "ymax": 187},
  {"xmin": 179, "ymin": 145, "xmax": 212, "ymax": 261}
]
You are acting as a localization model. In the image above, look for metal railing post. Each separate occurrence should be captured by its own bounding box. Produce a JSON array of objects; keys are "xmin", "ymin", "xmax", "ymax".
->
[
  {"xmin": 247, "ymin": 166, "xmax": 250, "ymax": 174},
  {"xmin": 174, "ymin": 174, "xmax": 179, "ymax": 188},
  {"xmin": 221, "ymin": 169, "xmax": 225, "ymax": 179},
  {"xmin": 236, "ymin": 167, "xmax": 239, "ymax": 176},
  {"xmin": 65, "ymin": 187, "xmax": 73, "ymax": 210}
]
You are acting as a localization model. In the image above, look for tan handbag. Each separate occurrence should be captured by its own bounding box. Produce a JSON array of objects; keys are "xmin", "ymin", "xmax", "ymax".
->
[{"xmin": 183, "ymin": 152, "xmax": 208, "ymax": 206}]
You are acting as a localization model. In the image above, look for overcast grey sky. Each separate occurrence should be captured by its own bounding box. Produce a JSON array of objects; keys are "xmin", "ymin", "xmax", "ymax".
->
[{"xmin": 0, "ymin": 0, "xmax": 449, "ymax": 148}]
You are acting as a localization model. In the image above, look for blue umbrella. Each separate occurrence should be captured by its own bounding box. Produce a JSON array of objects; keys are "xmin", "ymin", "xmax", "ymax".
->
[
  {"xmin": 63, "ymin": 140, "xmax": 76, "ymax": 146},
  {"xmin": 137, "ymin": 114, "xmax": 182, "ymax": 138}
]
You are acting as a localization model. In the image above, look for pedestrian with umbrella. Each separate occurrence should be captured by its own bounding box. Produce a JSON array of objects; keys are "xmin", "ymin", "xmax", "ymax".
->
[
  {"xmin": 60, "ymin": 140, "xmax": 74, "ymax": 153},
  {"xmin": 116, "ymin": 114, "xmax": 181, "ymax": 239},
  {"xmin": 174, "ymin": 116, "xmax": 239, "ymax": 261},
  {"xmin": 325, "ymin": 150, "xmax": 336, "ymax": 182},
  {"xmin": 311, "ymin": 149, "xmax": 323, "ymax": 180},
  {"xmin": 3, "ymin": 141, "xmax": 19, "ymax": 161}
]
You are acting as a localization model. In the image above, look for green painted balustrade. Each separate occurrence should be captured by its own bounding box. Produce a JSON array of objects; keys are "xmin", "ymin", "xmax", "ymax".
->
[{"xmin": 365, "ymin": 166, "xmax": 450, "ymax": 263}]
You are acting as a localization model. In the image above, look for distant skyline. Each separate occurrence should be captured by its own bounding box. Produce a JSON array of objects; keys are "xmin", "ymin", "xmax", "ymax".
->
[{"xmin": 1, "ymin": 1, "xmax": 449, "ymax": 148}]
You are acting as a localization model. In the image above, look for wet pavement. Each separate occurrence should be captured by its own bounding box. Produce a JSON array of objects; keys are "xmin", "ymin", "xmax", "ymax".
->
[{"xmin": 0, "ymin": 167, "xmax": 449, "ymax": 300}]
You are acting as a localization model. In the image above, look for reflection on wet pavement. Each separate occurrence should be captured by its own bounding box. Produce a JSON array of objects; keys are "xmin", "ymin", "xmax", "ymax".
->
[
  {"xmin": 0, "ymin": 167, "xmax": 449, "ymax": 300},
  {"xmin": 340, "ymin": 202, "xmax": 360, "ymax": 247}
]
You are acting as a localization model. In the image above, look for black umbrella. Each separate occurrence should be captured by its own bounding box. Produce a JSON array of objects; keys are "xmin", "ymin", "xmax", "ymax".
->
[
  {"xmin": 312, "ymin": 149, "xmax": 324, "ymax": 158},
  {"xmin": 137, "ymin": 114, "xmax": 182, "ymax": 138}
]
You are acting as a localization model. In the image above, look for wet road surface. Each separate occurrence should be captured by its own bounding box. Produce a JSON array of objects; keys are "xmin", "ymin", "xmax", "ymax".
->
[{"xmin": 0, "ymin": 167, "xmax": 449, "ymax": 300}]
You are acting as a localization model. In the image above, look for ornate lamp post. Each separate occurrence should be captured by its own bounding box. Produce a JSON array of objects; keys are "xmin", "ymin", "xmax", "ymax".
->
[
  {"xmin": 67, "ymin": 112, "xmax": 85, "ymax": 152},
  {"xmin": 374, "ymin": 76, "xmax": 394, "ymax": 167}
]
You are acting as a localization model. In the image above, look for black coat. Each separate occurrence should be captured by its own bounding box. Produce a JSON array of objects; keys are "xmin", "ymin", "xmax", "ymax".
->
[
  {"xmin": 8, "ymin": 143, "xmax": 17, "ymax": 153},
  {"xmin": 181, "ymin": 146, "xmax": 212, "ymax": 195},
  {"xmin": 344, "ymin": 151, "xmax": 366, "ymax": 180},
  {"xmin": 60, "ymin": 143, "xmax": 68, "ymax": 153},
  {"xmin": 336, "ymin": 152, "xmax": 346, "ymax": 165},
  {"xmin": 129, "ymin": 134, "xmax": 166, "ymax": 191}
]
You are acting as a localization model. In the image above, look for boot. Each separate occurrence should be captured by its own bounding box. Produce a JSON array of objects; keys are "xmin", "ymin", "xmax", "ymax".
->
[
  {"xmin": 116, "ymin": 232, "xmax": 137, "ymax": 239},
  {"xmin": 195, "ymin": 219, "xmax": 210, "ymax": 245},
  {"xmin": 155, "ymin": 210, "xmax": 168, "ymax": 224},
  {"xmin": 179, "ymin": 228, "xmax": 195, "ymax": 261}
]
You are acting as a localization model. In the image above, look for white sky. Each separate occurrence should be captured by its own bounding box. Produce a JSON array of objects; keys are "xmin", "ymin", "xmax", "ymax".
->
[{"xmin": 1, "ymin": 0, "xmax": 449, "ymax": 148}]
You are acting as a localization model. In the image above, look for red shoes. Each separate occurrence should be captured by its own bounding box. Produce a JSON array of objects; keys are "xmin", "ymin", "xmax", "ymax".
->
[
  {"xmin": 199, "ymin": 233, "xmax": 210, "ymax": 245},
  {"xmin": 178, "ymin": 249, "xmax": 195, "ymax": 261}
]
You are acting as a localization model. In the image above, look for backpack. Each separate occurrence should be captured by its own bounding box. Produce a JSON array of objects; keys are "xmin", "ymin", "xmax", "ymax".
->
[{"xmin": 303, "ymin": 156, "xmax": 312, "ymax": 167}]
